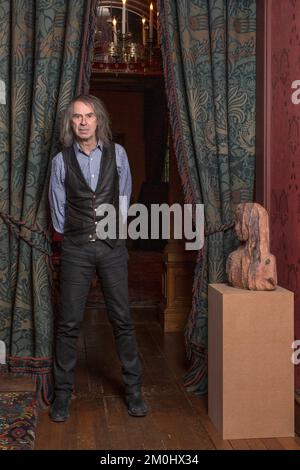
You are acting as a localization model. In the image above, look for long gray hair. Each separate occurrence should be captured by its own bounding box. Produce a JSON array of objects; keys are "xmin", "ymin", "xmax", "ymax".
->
[{"xmin": 60, "ymin": 94, "xmax": 112, "ymax": 147}]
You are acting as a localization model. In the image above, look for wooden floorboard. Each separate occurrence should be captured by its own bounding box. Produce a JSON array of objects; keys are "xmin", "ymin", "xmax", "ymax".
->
[
  {"xmin": 0, "ymin": 374, "xmax": 35, "ymax": 392},
  {"xmin": 261, "ymin": 438, "xmax": 285, "ymax": 450},
  {"xmin": 33, "ymin": 265, "xmax": 300, "ymax": 450},
  {"xmin": 16, "ymin": 311, "xmax": 300, "ymax": 450},
  {"xmin": 186, "ymin": 395, "xmax": 233, "ymax": 450},
  {"xmin": 277, "ymin": 436, "xmax": 300, "ymax": 450}
]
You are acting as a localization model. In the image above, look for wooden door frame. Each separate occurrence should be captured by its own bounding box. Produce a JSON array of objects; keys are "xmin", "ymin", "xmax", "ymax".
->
[{"xmin": 255, "ymin": 0, "xmax": 272, "ymax": 211}]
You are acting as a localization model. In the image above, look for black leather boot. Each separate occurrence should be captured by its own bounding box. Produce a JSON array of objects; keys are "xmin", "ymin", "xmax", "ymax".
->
[
  {"xmin": 126, "ymin": 391, "xmax": 148, "ymax": 417},
  {"xmin": 49, "ymin": 395, "xmax": 71, "ymax": 422}
]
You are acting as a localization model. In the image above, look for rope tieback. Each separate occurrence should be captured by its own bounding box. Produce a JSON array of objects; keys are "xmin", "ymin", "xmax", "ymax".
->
[
  {"xmin": 204, "ymin": 220, "xmax": 235, "ymax": 237},
  {"xmin": 0, "ymin": 210, "xmax": 52, "ymax": 258}
]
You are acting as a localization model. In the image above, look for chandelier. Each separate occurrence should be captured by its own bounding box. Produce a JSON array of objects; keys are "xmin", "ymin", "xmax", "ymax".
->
[{"xmin": 93, "ymin": 1, "xmax": 162, "ymax": 73}]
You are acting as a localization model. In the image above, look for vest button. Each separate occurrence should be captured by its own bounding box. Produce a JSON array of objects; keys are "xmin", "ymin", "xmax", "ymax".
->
[{"xmin": 89, "ymin": 234, "xmax": 93, "ymax": 239}]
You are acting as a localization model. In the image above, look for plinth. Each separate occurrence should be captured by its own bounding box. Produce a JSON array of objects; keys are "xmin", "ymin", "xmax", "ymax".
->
[{"xmin": 208, "ymin": 283, "xmax": 294, "ymax": 439}]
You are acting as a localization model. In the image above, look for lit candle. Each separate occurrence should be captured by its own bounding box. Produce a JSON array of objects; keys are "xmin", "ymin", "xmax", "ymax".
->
[
  {"xmin": 149, "ymin": 3, "xmax": 153, "ymax": 42},
  {"xmin": 122, "ymin": 0, "xmax": 126, "ymax": 36},
  {"xmin": 112, "ymin": 18, "xmax": 117, "ymax": 45},
  {"xmin": 157, "ymin": 11, "xmax": 160, "ymax": 46},
  {"xmin": 142, "ymin": 17, "xmax": 146, "ymax": 46}
]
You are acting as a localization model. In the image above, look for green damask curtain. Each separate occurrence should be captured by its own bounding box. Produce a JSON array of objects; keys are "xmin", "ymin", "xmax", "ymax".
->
[
  {"xmin": 159, "ymin": 0, "xmax": 256, "ymax": 393},
  {"xmin": 0, "ymin": 0, "xmax": 97, "ymax": 402}
]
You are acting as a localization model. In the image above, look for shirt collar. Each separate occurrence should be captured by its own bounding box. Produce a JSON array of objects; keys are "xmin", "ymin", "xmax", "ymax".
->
[{"xmin": 74, "ymin": 140, "xmax": 103, "ymax": 155}]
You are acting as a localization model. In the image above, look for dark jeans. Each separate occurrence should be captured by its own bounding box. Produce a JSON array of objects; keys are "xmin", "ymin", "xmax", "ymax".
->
[{"xmin": 53, "ymin": 239, "xmax": 143, "ymax": 397}]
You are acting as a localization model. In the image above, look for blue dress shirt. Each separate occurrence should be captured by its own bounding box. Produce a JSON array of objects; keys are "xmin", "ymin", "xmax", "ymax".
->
[{"xmin": 49, "ymin": 141, "xmax": 132, "ymax": 234}]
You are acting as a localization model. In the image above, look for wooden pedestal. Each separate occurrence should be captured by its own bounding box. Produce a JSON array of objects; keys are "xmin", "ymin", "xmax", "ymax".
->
[{"xmin": 208, "ymin": 283, "xmax": 294, "ymax": 439}]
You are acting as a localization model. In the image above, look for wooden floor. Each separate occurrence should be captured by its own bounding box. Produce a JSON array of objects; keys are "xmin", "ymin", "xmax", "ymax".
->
[
  {"xmin": 1, "ymin": 249, "xmax": 291, "ymax": 450},
  {"xmin": 34, "ymin": 303, "xmax": 300, "ymax": 450}
]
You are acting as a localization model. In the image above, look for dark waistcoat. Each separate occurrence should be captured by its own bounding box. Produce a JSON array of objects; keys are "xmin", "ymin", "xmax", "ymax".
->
[{"xmin": 62, "ymin": 142, "xmax": 119, "ymax": 247}]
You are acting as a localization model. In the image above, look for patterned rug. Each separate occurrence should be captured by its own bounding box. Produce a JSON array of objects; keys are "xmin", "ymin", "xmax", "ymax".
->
[{"xmin": 0, "ymin": 391, "xmax": 37, "ymax": 450}]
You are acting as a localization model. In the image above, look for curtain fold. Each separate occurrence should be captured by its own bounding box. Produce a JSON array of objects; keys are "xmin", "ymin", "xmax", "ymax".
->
[
  {"xmin": 159, "ymin": 0, "xmax": 256, "ymax": 393},
  {"xmin": 0, "ymin": 0, "xmax": 97, "ymax": 403}
]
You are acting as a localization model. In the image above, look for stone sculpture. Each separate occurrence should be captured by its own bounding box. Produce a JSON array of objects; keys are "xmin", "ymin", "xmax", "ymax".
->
[{"xmin": 226, "ymin": 202, "xmax": 277, "ymax": 290}]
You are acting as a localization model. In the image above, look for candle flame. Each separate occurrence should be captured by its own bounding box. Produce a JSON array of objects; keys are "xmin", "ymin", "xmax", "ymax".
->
[
  {"xmin": 122, "ymin": 0, "xmax": 126, "ymax": 4},
  {"xmin": 142, "ymin": 17, "xmax": 146, "ymax": 24},
  {"xmin": 150, "ymin": 3, "xmax": 153, "ymax": 10},
  {"xmin": 113, "ymin": 18, "xmax": 117, "ymax": 26}
]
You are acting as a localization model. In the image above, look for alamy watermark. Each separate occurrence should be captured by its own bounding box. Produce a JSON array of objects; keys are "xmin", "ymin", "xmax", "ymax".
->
[
  {"xmin": 292, "ymin": 340, "xmax": 300, "ymax": 365},
  {"xmin": 291, "ymin": 80, "xmax": 300, "ymax": 104},
  {"xmin": 95, "ymin": 197, "xmax": 204, "ymax": 250},
  {"xmin": 0, "ymin": 340, "xmax": 6, "ymax": 364}
]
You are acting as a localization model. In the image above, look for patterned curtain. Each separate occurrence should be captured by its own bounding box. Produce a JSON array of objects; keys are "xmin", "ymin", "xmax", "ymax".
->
[
  {"xmin": 159, "ymin": 0, "xmax": 256, "ymax": 393},
  {"xmin": 0, "ymin": 0, "xmax": 97, "ymax": 403}
]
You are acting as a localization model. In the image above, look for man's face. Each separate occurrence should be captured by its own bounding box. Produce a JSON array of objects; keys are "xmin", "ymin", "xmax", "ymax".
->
[{"xmin": 71, "ymin": 100, "xmax": 98, "ymax": 142}]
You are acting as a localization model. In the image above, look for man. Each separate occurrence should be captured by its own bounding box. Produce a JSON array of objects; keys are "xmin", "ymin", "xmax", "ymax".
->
[{"xmin": 48, "ymin": 94, "xmax": 148, "ymax": 421}]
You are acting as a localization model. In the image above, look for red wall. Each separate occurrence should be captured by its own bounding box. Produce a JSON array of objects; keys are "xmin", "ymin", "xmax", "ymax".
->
[{"xmin": 268, "ymin": 1, "xmax": 300, "ymax": 387}]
